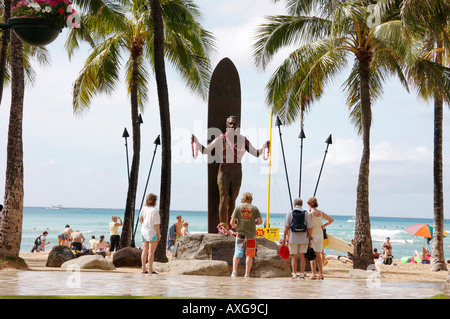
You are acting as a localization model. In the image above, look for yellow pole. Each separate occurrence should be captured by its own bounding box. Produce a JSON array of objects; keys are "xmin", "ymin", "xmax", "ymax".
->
[{"xmin": 266, "ymin": 112, "xmax": 273, "ymax": 226}]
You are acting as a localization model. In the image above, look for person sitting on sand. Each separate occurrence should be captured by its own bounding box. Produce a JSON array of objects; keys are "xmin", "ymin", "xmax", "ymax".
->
[
  {"xmin": 95, "ymin": 235, "xmax": 109, "ymax": 256},
  {"xmin": 58, "ymin": 225, "xmax": 73, "ymax": 246},
  {"xmin": 373, "ymin": 248, "xmax": 381, "ymax": 259},
  {"xmin": 88, "ymin": 236, "xmax": 96, "ymax": 254},
  {"xmin": 381, "ymin": 237, "xmax": 392, "ymax": 257}
]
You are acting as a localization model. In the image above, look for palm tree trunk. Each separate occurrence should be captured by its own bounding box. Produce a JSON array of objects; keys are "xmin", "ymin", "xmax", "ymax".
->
[
  {"xmin": 0, "ymin": 22, "xmax": 25, "ymax": 258},
  {"xmin": 119, "ymin": 52, "xmax": 141, "ymax": 249},
  {"xmin": 429, "ymin": 38, "xmax": 447, "ymax": 271},
  {"xmin": 353, "ymin": 57, "xmax": 374, "ymax": 270},
  {"xmin": 149, "ymin": 0, "xmax": 171, "ymax": 263},
  {"xmin": 431, "ymin": 91, "xmax": 447, "ymax": 271},
  {"xmin": 0, "ymin": 0, "xmax": 11, "ymax": 106}
]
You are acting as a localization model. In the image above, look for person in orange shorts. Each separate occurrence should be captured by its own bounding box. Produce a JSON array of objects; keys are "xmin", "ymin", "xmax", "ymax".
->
[{"xmin": 230, "ymin": 192, "xmax": 263, "ymax": 278}]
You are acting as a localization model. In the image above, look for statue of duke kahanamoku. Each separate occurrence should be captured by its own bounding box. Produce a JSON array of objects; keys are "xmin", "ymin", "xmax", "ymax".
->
[{"xmin": 191, "ymin": 115, "xmax": 270, "ymax": 229}]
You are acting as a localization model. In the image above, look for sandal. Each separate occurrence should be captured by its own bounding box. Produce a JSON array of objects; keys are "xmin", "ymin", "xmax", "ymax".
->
[
  {"xmin": 299, "ymin": 273, "xmax": 306, "ymax": 280},
  {"xmin": 309, "ymin": 275, "xmax": 317, "ymax": 280},
  {"xmin": 292, "ymin": 273, "xmax": 298, "ymax": 279},
  {"xmin": 319, "ymin": 275, "xmax": 324, "ymax": 280}
]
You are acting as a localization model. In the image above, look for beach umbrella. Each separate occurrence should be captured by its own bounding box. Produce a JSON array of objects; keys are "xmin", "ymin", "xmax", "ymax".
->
[{"xmin": 404, "ymin": 224, "xmax": 448, "ymax": 239}]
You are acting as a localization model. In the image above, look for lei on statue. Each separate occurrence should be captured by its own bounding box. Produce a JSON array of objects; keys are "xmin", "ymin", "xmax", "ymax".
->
[
  {"xmin": 217, "ymin": 223, "xmax": 236, "ymax": 237},
  {"xmin": 191, "ymin": 133, "xmax": 269, "ymax": 160}
]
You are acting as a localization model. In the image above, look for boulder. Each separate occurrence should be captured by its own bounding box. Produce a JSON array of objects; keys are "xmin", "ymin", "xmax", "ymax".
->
[
  {"xmin": 154, "ymin": 259, "xmax": 229, "ymax": 276},
  {"xmin": 46, "ymin": 245, "xmax": 75, "ymax": 267},
  {"xmin": 112, "ymin": 247, "xmax": 142, "ymax": 268},
  {"xmin": 61, "ymin": 255, "xmax": 116, "ymax": 271},
  {"xmin": 173, "ymin": 233, "xmax": 291, "ymax": 278}
]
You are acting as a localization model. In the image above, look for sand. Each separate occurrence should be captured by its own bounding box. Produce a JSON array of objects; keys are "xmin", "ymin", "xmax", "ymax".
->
[{"xmin": 14, "ymin": 252, "xmax": 449, "ymax": 284}]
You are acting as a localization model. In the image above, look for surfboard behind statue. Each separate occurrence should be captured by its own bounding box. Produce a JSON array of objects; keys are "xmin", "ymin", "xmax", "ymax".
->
[{"xmin": 207, "ymin": 58, "xmax": 241, "ymax": 233}]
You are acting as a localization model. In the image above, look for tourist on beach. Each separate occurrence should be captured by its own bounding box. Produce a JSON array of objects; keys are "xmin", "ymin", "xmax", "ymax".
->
[
  {"xmin": 191, "ymin": 115, "xmax": 270, "ymax": 229},
  {"xmin": 95, "ymin": 235, "xmax": 109, "ymax": 256},
  {"xmin": 282, "ymin": 198, "xmax": 312, "ymax": 280},
  {"xmin": 88, "ymin": 236, "xmax": 96, "ymax": 254},
  {"xmin": 174, "ymin": 215, "xmax": 183, "ymax": 240},
  {"xmin": 373, "ymin": 248, "xmax": 381, "ymax": 259},
  {"xmin": 31, "ymin": 231, "xmax": 49, "ymax": 253},
  {"xmin": 230, "ymin": 192, "xmax": 263, "ymax": 278},
  {"xmin": 109, "ymin": 215, "xmax": 123, "ymax": 254},
  {"xmin": 71, "ymin": 230, "xmax": 85, "ymax": 252},
  {"xmin": 181, "ymin": 220, "xmax": 189, "ymax": 236},
  {"xmin": 382, "ymin": 237, "xmax": 392, "ymax": 256},
  {"xmin": 307, "ymin": 197, "xmax": 334, "ymax": 280},
  {"xmin": 57, "ymin": 225, "xmax": 73, "ymax": 246},
  {"xmin": 139, "ymin": 193, "xmax": 161, "ymax": 274}
]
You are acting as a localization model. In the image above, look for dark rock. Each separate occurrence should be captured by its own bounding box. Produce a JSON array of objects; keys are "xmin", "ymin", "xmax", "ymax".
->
[
  {"xmin": 112, "ymin": 247, "xmax": 142, "ymax": 268},
  {"xmin": 46, "ymin": 245, "xmax": 75, "ymax": 267}
]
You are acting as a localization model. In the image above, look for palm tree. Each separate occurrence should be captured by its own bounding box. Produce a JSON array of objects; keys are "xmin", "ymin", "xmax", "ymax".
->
[
  {"xmin": 69, "ymin": 0, "xmax": 214, "ymax": 250},
  {"xmin": 0, "ymin": 0, "xmax": 25, "ymax": 258},
  {"xmin": 252, "ymin": 0, "xmax": 414, "ymax": 269},
  {"xmin": 0, "ymin": 2, "xmax": 53, "ymax": 259},
  {"xmin": 400, "ymin": 0, "xmax": 450, "ymax": 272}
]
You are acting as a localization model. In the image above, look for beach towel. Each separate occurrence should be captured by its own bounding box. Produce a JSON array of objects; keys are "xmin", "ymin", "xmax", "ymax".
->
[{"xmin": 167, "ymin": 224, "xmax": 176, "ymax": 250}]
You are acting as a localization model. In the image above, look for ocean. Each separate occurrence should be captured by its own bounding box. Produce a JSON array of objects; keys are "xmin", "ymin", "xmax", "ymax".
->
[{"xmin": 19, "ymin": 206, "xmax": 450, "ymax": 259}]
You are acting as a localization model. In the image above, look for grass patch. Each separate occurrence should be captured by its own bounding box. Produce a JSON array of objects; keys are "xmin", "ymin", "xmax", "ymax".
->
[{"xmin": 0, "ymin": 295, "xmax": 190, "ymax": 299}]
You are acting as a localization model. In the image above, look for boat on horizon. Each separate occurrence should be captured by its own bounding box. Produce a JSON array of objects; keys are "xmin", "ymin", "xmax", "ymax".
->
[{"xmin": 46, "ymin": 205, "xmax": 64, "ymax": 210}]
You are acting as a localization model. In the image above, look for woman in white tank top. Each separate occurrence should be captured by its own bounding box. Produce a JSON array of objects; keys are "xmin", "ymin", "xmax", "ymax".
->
[{"xmin": 307, "ymin": 197, "xmax": 334, "ymax": 280}]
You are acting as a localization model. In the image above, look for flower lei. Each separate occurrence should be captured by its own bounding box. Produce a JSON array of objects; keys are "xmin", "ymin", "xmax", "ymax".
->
[
  {"xmin": 217, "ymin": 223, "xmax": 236, "ymax": 237},
  {"xmin": 262, "ymin": 142, "xmax": 269, "ymax": 160},
  {"xmin": 223, "ymin": 132, "xmax": 247, "ymax": 159},
  {"xmin": 191, "ymin": 137, "xmax": 199, "ymax": 159}
]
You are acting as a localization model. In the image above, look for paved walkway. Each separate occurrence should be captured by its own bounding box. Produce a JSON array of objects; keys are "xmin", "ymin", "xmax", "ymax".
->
[{"xmin": 0, "ymin": 270, "xmax": 444, "ymax": 299}]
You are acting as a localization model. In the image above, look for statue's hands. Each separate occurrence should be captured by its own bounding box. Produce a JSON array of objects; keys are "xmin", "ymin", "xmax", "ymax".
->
[
  {"xmin": 264, "ymin": 140, "xmax": 270, "ymax": 149},
  {"xmin": 191, "ymin": 134, "xmax": 197, "ymax": 144}
]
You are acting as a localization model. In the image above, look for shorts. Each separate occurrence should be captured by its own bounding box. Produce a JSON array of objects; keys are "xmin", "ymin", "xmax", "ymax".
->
[
  {"xmin": 72, "ymin": 242, "xmax": 82, "ymax": 251},
  {"xmin": 310, "ymin": 234, "xmax": 323, "ymax": 253},
  {"xmin": 234, "ymin": 235, "xmax": 256, "ymax": 258},
  {"xmin": 141, "ymin": 233, "xmax": 158, "ymax": 242},
  {"xmin": 58, "ymin": 232, "xmax": 68, "ymax": 240},
  {"xmin": 288, "ymin": 243, "xmax": 308, "ymax": 255}
]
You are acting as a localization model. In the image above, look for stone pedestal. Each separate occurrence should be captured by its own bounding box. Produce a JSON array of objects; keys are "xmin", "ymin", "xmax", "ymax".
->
[{"xmin": 173, "ymin": 233, "xmax": 291, "ymax": 278}]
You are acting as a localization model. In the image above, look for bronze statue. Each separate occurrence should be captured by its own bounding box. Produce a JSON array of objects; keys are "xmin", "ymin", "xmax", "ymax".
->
[{"xmin": 192, "ymin": 115, "xmax": 270, "ymax": 229}]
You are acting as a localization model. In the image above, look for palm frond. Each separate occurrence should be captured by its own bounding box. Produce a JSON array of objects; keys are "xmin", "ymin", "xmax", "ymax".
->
[
  {"xmin": 125, "ymin": 54, "xmax": 150, "ymax": 112},
  {"xmin": 266, "ymin": 37, "xmax": 349, "ymax": 124},
  {"xmin": 253, "ymin": 15, "xmax": 332, "ymax": 69},
  {"xmin": 72, "ymin": 33, "xmax": 125, "ymax": 113}
]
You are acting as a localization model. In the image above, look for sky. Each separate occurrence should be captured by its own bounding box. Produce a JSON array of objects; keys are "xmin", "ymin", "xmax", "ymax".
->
[{"xmin": 0, "ymin": 0, "xmax": 449, "ymax": 219}]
